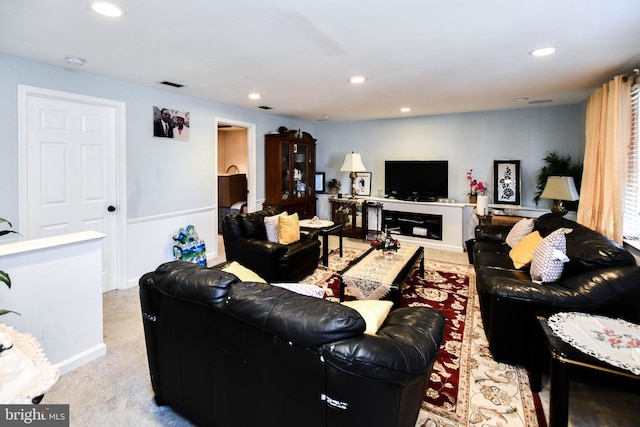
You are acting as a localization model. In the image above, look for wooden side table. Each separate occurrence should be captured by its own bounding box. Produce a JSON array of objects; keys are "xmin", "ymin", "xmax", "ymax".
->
[
  {"xmin": 491, "ymin": 214, "xmax": 526, "ymax": 226},
  {"xmin": 329, "ymin": 198, "xmax": 365, "ymax": 239},
  {"xmin": 533, "ymin": 315, "xmax": 640, "ymax": 427}
]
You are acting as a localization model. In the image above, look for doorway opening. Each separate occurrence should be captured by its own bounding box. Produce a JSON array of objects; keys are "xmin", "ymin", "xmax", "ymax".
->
[{"xmin": 215, "ymin": 118, "xmax": 257, "ymax": 236}]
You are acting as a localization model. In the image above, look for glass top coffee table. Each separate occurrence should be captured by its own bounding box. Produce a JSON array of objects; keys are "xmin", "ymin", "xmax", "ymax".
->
[{"xmin": 339, "ymin": 243, "xmax": 424, "ymax": 307}]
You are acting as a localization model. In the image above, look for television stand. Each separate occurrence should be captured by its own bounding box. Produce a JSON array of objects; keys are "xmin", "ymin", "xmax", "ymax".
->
[{"xmin": 367, "ymin": 197, "xmax": 464, "ymax": 252}]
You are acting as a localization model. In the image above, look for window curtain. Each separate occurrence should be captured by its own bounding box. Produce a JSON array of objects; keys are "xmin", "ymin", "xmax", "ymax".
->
[{"xmin": 577, "ymin": 75, "xmax": 633, "ymax": 242}]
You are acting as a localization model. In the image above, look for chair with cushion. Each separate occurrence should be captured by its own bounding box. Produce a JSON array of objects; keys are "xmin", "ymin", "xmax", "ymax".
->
[{"xmin": 221, "ymin": 206, "xmax": 321, "ymax": 282}]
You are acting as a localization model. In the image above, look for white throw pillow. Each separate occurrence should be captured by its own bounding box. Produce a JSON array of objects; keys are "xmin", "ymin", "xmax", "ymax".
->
[
  {"xmin": 264, "ymin": 211, "xmax": 287, "ymax": 243},
  {"xmin": 271, "ymin": 282, "xmax": 325, "ymax": 298},
  {"xmin": 530, "ymin": 229, "xmax": 569, "ymax": 282},
  {"xmin": 505, "ymin": 218, "xmax": 535, "ymax": 248}
]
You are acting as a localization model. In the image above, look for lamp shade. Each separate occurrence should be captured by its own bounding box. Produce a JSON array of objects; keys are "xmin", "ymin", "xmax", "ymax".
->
[
  {"xmin": 340, "ymin": 152, "xmax": 366, "ymax": 172},
  {"xmin": 540, "ymin": 176, "xmax": 580, "ymax": 201}
]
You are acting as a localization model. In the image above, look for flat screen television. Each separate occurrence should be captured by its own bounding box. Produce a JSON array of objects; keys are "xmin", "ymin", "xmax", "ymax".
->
[{"xmin": 385, "ymin": 160, "xmax": 448, "ymax": 201}]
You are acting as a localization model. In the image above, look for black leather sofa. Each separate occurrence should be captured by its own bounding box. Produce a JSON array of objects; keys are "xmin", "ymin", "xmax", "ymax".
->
[
  {"xmin": 140, "ymin": 261, "xmax": 446, "ymax": 427},
  {"xmin": 472, "ymin": 213, "xmax": 640, "ymax": 367},
  {"xmin": 221, "ymin": 206, "xmax": 321, "ymax": 282}
]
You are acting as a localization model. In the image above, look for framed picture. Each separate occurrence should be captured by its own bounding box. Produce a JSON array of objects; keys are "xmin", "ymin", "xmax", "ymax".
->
[
  {"xmin": 355, "ymin": 172, "xmax": 372, "ymax": 196},
  {"xmin": 315, "ymin": 172, "xmax": 325, "ymax": 193},
  {"xmin": 493, "ymin": 160, "xmax": 521, "ymax": 205},
  {"xmin": 153, "ymin": 106, "xmax": 190, "ymax": 141}
]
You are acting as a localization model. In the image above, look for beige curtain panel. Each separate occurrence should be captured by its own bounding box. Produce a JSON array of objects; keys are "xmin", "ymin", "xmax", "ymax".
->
[{"xmin": 578, "ymin": 75, "xmax": 633, "ymax": 243}]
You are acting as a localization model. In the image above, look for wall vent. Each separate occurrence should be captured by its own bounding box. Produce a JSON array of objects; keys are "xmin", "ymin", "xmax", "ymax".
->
[
  {"xmin": 258, "ymin": 105, "xmax": 273, "ymax": 110},
  {"xmin": 528, "ymin": 99, "xmax": 553, "ymax": 104}
]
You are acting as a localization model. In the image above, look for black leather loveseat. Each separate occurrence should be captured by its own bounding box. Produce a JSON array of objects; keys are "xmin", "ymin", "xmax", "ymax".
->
[
  {"xmin": 140, "ymin": 261, "xmax": 446, "ymax": 427},
  {"xmin": 472, "ymin": 213, "xmax": 640, "ymax": 367},
  {"xmin": 221, "ymin": 206, "xmax": 321, "ymax": 282}
]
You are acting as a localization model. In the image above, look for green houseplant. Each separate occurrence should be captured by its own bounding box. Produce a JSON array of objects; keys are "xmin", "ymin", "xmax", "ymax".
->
[
  {"xmin": 1, "ymin": 217, "xmax": 20, "ymax": 316},
  {"xmin": 533, "ymin": 151, "xmax": 583, "ymax": 206}
]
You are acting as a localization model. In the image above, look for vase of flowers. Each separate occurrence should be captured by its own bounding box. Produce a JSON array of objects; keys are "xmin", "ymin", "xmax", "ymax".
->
[
  {"xmin": 466, "ymin": 169, "xmax": 487, "ymax": 203},
  {"xmin": 371, "ymin": 228, "xmax": 400, "ymax": 259},
  {"xmin": 328, "ymin": 178, "xmax": 341, "ymax": 195}
]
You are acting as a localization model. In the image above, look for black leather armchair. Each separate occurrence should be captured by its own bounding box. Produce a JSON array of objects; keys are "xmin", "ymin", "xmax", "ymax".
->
[
  {"xmin": 472, "ymin": 214, "xmax": 640, "ymax": 367},
  {"xmin": 221, "ymin": 206, "xmax": 321, "ymax": 282}
]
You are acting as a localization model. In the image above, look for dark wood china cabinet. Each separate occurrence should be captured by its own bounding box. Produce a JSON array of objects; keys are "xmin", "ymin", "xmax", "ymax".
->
[{"xmin": 264, "ymin": 129, "xmax": 316, "ymax": 218}]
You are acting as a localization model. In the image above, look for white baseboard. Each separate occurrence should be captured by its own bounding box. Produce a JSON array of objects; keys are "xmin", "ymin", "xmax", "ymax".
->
[{"xmin": 56, "ymin": 343, "xmax": 107, "ymax": 375}]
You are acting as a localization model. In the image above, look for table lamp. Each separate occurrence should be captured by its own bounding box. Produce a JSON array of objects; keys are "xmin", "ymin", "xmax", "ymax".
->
[
  {"xmin": 340, "ymin": 152, "xmax": 366, "ymax": 198},
  {"xmin": 540, "ymin": 176, "xmax": 580, "ymax": 215}
]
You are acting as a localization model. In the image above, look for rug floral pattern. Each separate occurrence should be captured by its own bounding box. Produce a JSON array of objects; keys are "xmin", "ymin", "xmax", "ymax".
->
[{"xmin": 302, "ymin": 249, "xmax": 540, "ymax": 427}]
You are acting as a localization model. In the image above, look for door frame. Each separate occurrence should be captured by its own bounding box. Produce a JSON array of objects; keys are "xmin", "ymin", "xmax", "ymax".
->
[
  {"xmin": 214, "ymin": 117, "xmax": 257, "ymax": 213},
  {"xmin": 18, "ymin": 85, "xmax": 128, "ymax": 290}
]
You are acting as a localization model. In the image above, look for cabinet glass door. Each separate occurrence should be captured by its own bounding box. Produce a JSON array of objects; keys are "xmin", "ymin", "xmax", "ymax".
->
[
  {"xmin": 293, "ymin": 144, "xmax": 307, "ymax": 199},
  {"xmin": 281, "ymin": 142, "xmax": 291, "ymax": 201}
]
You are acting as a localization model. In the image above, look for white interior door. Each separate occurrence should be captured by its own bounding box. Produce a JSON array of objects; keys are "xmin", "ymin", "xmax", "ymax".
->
[{"xmin": 21, "ymin": 90, "xmax": 120, "ymax": 292}]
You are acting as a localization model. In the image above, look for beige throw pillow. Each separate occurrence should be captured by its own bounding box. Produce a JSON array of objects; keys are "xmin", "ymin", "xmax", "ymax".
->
[
  {"xmin": 278, "ymin": 213, "xmax": 300, "ymax": 245},
  {"xmin": 341, "ymin": 300, "xmax": 394, "ymax": 335},
  {"xmin": 509, "ymin": 231, "xmax": 543, "ymax": 269}
]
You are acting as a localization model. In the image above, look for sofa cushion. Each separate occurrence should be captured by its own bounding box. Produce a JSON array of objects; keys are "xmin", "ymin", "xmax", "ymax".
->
[
  {"xmin": 530, "ymin": 229, "xmax": 569, "ymax": 282},
  {"xmin": 242, "ymin": 206, "xmax": 280, "ymax": 239},
  {"xmin": 509, "ymin": 231, "xmax": 543, "ymax": 269},
  {"xmin": 341, "ymin": 300, "xmax": 394, "ymax": 335},
  {"xmin": 279, "ymin": 213, "xmax": 300, "ymax": 245},
  {"xmin": 221, "ymin": 261, "xmax": 267, "ymax": 283},
  {"xmin": 505, "ymin": 218, "xmax": 535, "ymax": 247}
]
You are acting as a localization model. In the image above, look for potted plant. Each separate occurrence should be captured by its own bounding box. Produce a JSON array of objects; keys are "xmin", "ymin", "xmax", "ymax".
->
[
  {"xmin": 328, "ymin": 178, "xmax": 341, "ymax": 195},
  {"xmin": 466, "ymin": 169, "xmax": 487, "ymax": 203},
  {"xmin": 1, "ymin": 217, "xmax": 20, "ymax": 317}
]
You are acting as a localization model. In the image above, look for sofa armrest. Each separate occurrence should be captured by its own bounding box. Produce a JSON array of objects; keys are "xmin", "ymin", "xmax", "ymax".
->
[
  {"xmin": 321, "ymin": 307, "xmax": 445, "ymax": 384},
  {"xmin": 475, "ymin": 224, "xmax": 512, "ymax": 242}
]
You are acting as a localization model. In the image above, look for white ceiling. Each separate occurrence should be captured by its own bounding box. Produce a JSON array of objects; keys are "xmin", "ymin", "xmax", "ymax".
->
[{"xmin": 2, "ymin": 1, "xmax": 639, "ymax": 122}]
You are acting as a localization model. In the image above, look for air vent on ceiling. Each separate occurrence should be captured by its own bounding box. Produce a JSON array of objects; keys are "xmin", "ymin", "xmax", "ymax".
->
[
  {"xmin": 528, "ymin": 99, "xmax": 553, "ymax": 104},
  {"xmin": 258, "ymin": 105, "xmax": 273, "ymax": 110},
  {"xmin": 160, "ymin": 80, "xmax": 184, "ymax": 88}
]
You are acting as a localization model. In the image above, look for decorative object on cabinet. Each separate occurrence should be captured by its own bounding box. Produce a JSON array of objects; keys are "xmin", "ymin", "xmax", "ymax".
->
[
  {"xmin": 540, "ymin": 176, "xmax": 580, "ymax": 215},
  {"xmin": 328, "ymin": 178, "xmax": 341, "ymax": 195},
  {"xmin": 315, "ymin": 172, "xmax": 325, "ymax": 194},
  {"xmin": 354, "ymin": 172, "xmax": 371, "ymax": 196},
  {"xmin": 493, "ymin": 160, "xmax": 521, "ymax": 205},
  {"xmin": 340, "ymin": 152, "xmax": 367, "ymax": 199},
  {"xmin": 330, "ymin": 198, "xmax": 365, "ymax": 239},
  {"xmin": 264, "ymin": 129, "xmax": 316, "ymax": 218}
]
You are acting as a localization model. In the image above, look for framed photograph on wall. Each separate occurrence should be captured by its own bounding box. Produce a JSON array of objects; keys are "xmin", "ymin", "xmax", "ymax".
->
[
  {"xmin": 315, "ymin": 172, "xmax": 326, "ymax": 194},
  {"xmin": 493, "ymin": 160, "xmax": 521, "ymax": 205},
  {"xmin": 355, "ymin": 172, "xmax": 372, "ymax": 196},
  {"xmin": 153, "ymin": 106, "xmax": 190, "ymax": 141}
]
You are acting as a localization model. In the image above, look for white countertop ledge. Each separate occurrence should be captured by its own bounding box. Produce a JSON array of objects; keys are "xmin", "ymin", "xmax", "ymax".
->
[{"xmin": 0, "ymin": 231, "xmax": 105, "ymax": 257}]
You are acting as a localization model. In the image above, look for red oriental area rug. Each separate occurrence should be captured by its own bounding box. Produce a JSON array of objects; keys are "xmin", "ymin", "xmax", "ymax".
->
[{"xmin": 304, "ymin": 250, "xmax": 542, "ymax": 427}]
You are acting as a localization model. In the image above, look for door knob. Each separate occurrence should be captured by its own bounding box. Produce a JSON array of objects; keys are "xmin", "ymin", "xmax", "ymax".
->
[{"xmin": 107, "ymin": 205, "xmax": 116, "ymax": 212}]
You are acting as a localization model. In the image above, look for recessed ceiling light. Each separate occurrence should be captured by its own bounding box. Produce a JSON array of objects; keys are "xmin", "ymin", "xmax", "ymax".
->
[
  {"xmin": 248, "ymin": 93, "xmax": 261, "ymax": 100},
  {"xmin": 65, "ymin": 56, "xmax": 85, "ymax": 65},
  {"xmin": 400, "ymin": 107, "xmax": 411, "ymax": 113},
  {"xmin": 529, "ymin": 47, "xmax": 556, "ymax": 57},
  {"xmin": 349, "ymin": 76, "xmax": 366, "ymax": 84},
  {"xmin": 91, "ymin": 2, "xmax": 125, "ymax": 18}
]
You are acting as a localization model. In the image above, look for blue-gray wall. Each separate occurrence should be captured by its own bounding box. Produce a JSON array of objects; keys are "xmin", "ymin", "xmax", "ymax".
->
[
  {"xmin": 314, "ymin": 105, "xmax": 585, "ymax": 207},
  {"xmin": 0, "ymin": 52, "xmax": 585, "ymax": 230}
]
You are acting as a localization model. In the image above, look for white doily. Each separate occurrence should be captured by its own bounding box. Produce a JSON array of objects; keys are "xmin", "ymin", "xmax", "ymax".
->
[
  {"xmin": 547, "ymin": 312, "xmax": 640, "ymax": 375},
  {"xmin": 299, "ymin": 219, "xmax": 334, "ymax": 228}
]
